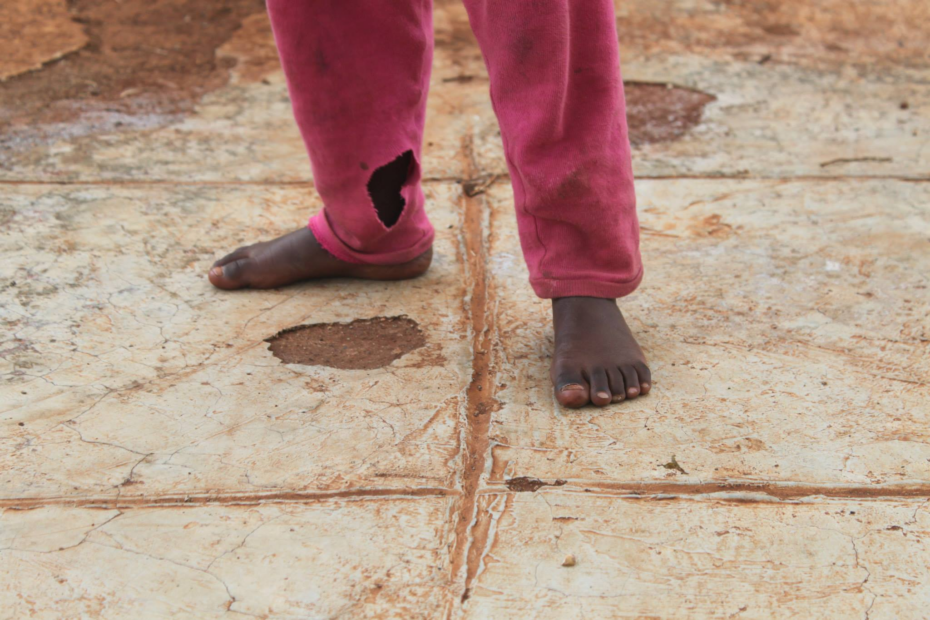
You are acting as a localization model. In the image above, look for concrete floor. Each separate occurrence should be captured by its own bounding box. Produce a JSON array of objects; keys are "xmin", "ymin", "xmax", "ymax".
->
[{"xmin": 2, "ymin": 0, "xmax": 929, "ymax": 617}]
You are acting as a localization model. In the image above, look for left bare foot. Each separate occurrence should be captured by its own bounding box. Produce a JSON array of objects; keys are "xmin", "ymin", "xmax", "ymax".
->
[
  {"xmin": 208, "ymin": 226, "xmax": 431, "ymax": 290},
  {"xmin": 550, "ymin": 297, "xmax": 651, "ymax": 408}
]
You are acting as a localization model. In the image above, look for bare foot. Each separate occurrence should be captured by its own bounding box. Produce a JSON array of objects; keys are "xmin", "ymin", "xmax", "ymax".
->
[
  {"xmin": 208, "ymin": 227, "xmax": 431, "ymax": 290},
  {"xmin": 550, "ymin": 297, "xmax": 651, "ymax": 408}
]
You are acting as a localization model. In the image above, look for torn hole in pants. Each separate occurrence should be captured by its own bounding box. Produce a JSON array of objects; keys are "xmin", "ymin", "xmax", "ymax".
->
[{"xmin": 367, "ymin": 150, "xmax": 415, "ymax": 229}]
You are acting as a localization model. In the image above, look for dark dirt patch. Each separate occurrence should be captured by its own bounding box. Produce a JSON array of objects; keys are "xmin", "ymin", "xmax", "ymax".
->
[
  {"xmin": 215, "ymin": 13, "xmax": 279, "ymax": 84},
  {"xmin": 0, "ymin": 0, "xmax": 265, "ymax": 152},
  {"xmin": 624, "ymin": 82, "xmax": 716, "ymax": 147},
  {"xmin": 265, "ymin": 316, "xmax": 427, "ymax": 370},
  {"xmin": 506, "ymin": 477, "xmax": 568, "ymax": 493}
]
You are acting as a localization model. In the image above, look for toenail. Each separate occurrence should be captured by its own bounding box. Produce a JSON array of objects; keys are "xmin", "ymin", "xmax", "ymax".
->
[
  {"xmin": 210, "ymin": 267, "xmax": 222, "ymax": 277},
  {"xmin": 628, "ymin": 387, "xmax": 639, "ymax": 396},
  {"xmin": 560, "ymin": 384, "xmax": 585, "ymax": 392},
  {"xmin": 642, "ymin": 383, "xmax": 651, "ymax": 390},
  {"xmin": 612, "ymin": 394, "xmax": 624, "ymax": 402},
  {"xmin": 596, "ymin": 391, "xmax": 609, "ymax": 400}
]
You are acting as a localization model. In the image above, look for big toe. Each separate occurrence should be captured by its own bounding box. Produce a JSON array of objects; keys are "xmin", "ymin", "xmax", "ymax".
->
[
  {"xmin": 553, "ymin": 372, "xmax": 591, "ymax": 409},
  {"xmin": 208, "ymin": 258, "xmax": 252, "ymax": 290}
]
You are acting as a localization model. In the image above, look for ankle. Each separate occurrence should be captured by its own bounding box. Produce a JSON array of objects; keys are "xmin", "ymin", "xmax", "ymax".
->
[{"xmin": 552, "ymin": 296, "xmax": 618, "ymax": 311}]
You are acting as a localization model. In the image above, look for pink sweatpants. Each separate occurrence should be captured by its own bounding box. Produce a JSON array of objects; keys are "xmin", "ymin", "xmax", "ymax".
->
[{"xmin": 266, "ymin": 0, "xmax": 642, "ymax": 299}]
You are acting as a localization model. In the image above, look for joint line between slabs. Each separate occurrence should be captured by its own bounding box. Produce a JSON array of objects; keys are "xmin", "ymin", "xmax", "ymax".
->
[
  {"xmin": 2, "ymin": 174, "xmax": 929, "ymax": 188},
  {"xmin": 447, "ymin": 131, "xmax": 499, "ymax": 609},
  {"xmin": 0, "ymin": 487, "xmax": 458, "ymax": 510},
  {"xmin": 480, "ymin": 480, "xmax": 930, "ymax": 503}
]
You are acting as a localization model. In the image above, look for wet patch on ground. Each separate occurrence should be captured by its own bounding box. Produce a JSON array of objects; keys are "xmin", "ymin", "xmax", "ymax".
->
[
  {"xmin": 0, "ymin": 0, "xmax": 265, "ymax": 153},
  {"xmin": 266, "ymin": 316, "xmax": 427, "ymax": 370},
  {"xmin": 624, "ymin": 82, "xmax": 716, "ymax": 147}
]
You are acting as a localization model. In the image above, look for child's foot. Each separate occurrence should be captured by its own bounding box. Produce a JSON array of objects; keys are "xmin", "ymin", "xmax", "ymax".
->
[
  {"xmin": 208, "ymin": 227, "xmax": 432, "ymax": 289},
  {"xmin": 550, "ymin": 297, "xmax": 651, "ymax": 408}
]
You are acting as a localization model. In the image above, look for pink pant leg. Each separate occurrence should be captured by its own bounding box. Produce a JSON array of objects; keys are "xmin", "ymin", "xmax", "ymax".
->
[
  {"xmin": 266, "ymin": 0, "xmax": 435, "ymax": 265},
  {"xmin": 462, "ymin": 0, "xmax": 643, "ymax": 299}
]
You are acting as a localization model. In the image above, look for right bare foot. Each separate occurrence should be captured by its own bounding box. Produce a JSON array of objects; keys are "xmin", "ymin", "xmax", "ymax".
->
[{"xmin": 208, "ymin": 227, "xmax": 431, "ymax": 290}]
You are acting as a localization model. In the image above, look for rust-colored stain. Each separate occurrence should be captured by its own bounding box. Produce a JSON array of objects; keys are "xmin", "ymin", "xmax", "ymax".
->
[
  {"xmin": 505, "ymin": 477, "xmax": 568, "ymax": 493},
  {"xmin": 689, "ymin": 213, "xmax": 735, "ymax": 239},
  {"xmin": 624, "ymin": 82, "xmax": 716, "ymax": 147},
  {"xmin": 265, "ymin": 316, "xmax": 427, "ymax": 370},
  {"xmin": 0, "ymin": 0, "xmax": 265, "ymax": 151}
]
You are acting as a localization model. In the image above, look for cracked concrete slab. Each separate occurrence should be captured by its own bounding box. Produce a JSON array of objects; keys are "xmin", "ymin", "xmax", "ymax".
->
[
  {"xmin": 461, "ymin": 493, "xmax": 930, "ymax": 619},
  {"xmin": 485, "ymin": 178, "xmax": 930, "ymax": 488},
  {"xmin": 2, "ymin": 0, "xmax": 929, "ymax": 615},
  {"xmin": 0, "ymin": 497, "xmax": 454, "ymax": 618},
  {"xmin": 0, "ymin": 182, "xmax": 469, "ymax": 500}
]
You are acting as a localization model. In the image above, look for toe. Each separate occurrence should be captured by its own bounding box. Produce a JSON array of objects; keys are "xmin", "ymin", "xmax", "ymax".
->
[
  {"xmin": 209, "ymin": 258, "xmax": 252, "ymax": 290},
  {"xmin": 589, "ymin": 368, "xmax": 612, "ymax": 407},
  {"xmin": 635, "ymin": 362, "xmax": 652, "ymax": 395},
  {"xmin": 620, "ymin": 365, "xmax": 641, "ymax": 399},
  {"xmin": 607, "ymin": 367, "xmax": 626, "ymax": 403},
  {"xmin": 212, "ymin": 247, "xmax": 250, "ymax": 269},
  {"xmin": 553, "ymin": 370, "xmax": 591, "ymax": 409}
]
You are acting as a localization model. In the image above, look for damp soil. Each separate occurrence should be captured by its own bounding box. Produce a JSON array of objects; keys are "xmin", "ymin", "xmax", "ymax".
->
[
  {"xmin": 616, "ymin": 0, "xmax": 930, "ymax": 72},
  {"xmin": 624, "ymin": 82, "xmax": 716, "ymax": 147},
  {"xmin": 0, "ymin": 0, "xmax": 266, "ymax": 151},
  {"xmin": 265, "ymin": 316, "xmax": 427, "ymax": 370}
]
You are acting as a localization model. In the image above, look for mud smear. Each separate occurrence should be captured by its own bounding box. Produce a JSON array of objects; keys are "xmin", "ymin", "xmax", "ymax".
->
[
  {"xmin": 624, "ymin": 82, "xmax": 716, "ymax": 147},
  {"xmin": 0, "ymin": 0, "xmax": 266, "ymax": 153},
  {"xmin": 265, "ymin": 316, "xmax": 427, "ymax": 370},
  {"xmin": 506, "ymin": 477, "xmax": 568, "ymax": 493}
]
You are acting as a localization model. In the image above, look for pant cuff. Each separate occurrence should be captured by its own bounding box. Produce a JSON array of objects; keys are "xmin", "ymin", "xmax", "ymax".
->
[
  {"xmin": 530, "ymin": 267, "xmax": 644, "ymax": 299},
  {"xmin": 308, "ymin": 211, "xmax": 434, "ymax": 266}
]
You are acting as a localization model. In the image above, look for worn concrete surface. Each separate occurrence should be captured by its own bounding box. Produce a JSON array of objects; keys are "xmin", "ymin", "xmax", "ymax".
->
[{"xmin": 1, "ymin": 0, "xmax": 929, "ymax": 618}]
